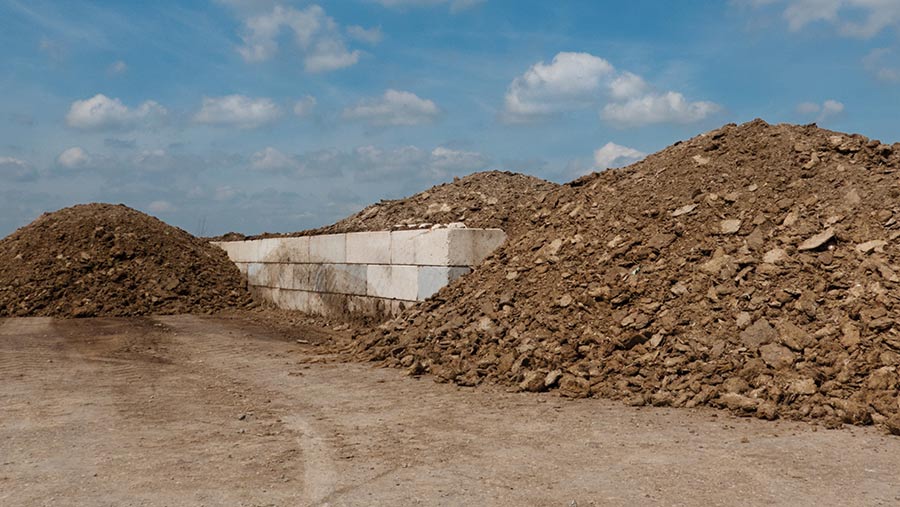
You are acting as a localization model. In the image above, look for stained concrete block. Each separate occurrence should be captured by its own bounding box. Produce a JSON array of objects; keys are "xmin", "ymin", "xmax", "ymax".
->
[
  {"xmin": 234, "ymin": 262, "xmax": 249, "ymax": 275},
  {"xmin": 309, "ymin": 234, "xmax": 346, "ymax": 263},
  {"xmin": 292, "ymin": 264, "xmax": 314, "ymax": 291},
  {"xmin": 390, "ymin": 230, "xmax": 424, "ymax": 265},
  {"xmin": 346, "ymin": 231, "xmax": 391, "ymax": 265},
  {"xmin": 274, "ymin": 237, "xmax": 310, "ymax": 263},
  {"xmin": 415, "ymin": 229, "xmax": 506, "ymax": 266},
  {"xmin": 417, "ymin": 266, "xmax": 471, "ymax": 300},
  {"xmin": 276, "ymin": 263, "xmax": 294, "ymax": 290},
  {"xmin": 311, "ymin": 264, "xmax": 367, "ymax": 295},
  {"xmin": 367, "ymin": 264, "xmax": 419, "ymax": 300}
]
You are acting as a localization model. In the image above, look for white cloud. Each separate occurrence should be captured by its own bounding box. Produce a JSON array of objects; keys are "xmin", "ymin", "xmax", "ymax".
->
[
  {"xmin": 503, "ymin": 52, "xmax": 719, "ymax": 126},
  {"xmin": 0, "ymin": 156, "xmax": 37, "ymax": 182},
  {"xmin": 750, "ymin": 0, "xmax": 900, "ymax": 38},
  {"xmin": 863, "ymin": 48, "xmax": 900, "ymax": 82},
  {"xmin": 503, "ymin": 52, "xmax": 615, "ymax": 118},
  {"xmin": 601, "ymin": 92, "xmax": 722, "ymax": 127},
  {"xmin": 147, "ymin": 200, "xmax": 176, "ymax": 213},
  {"xmin": 108, "ymin": 60, "xmax": 127, "ymax": 75},
  {"xmin": 429, "ymin": 146, "xmax": 491, "ymax": 172},
  {"xmin": 57, "ymin": 147, "xmax": 90, "ymax": 168},
  {"xmin": 796, "ymin": 99, "xmax": 844, "ymax": 121},
  {"xmin": 251, "ymin": 146, "xmax": 298, "ymax": 171},
  {"xmin": 66, "ymin": 94, "xmax": 167, "ymax": 130},
  {"xmin": 347, "ymin": 25, "xmax": 383, "ymax": 44},
  {"xmin": 235, "ymin": 4, "xmax": 361, "ymax": 72},
  {"xmin": 593, "ymin": 142, "xmax": 646, "ymax": 170},
  {"xmin": 343, "ymin": 89, "xmax": 440, "ymax": 126},
  {"xmin": 293, "ymin": 95, "xmax": 317, "ymax": 117},
  {"xmin": 193, "ymin": 95, "xmax": 282, "ymax": 128}
]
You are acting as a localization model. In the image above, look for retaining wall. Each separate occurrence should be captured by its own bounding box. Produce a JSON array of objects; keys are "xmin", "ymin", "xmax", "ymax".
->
[{"xmin": 212, "ymin": 228, "xmax": 506, "ymax": 319}]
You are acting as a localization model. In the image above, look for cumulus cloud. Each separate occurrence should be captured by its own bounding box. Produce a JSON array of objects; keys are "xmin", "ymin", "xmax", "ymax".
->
[
  {"xmin": 235, "ymin": 4, "xmax": 363, "ymax": 72},
  {"xmin": 0, "ymin": 156, "xmax": 37, "ymax": 182},
  {"xmin": 56, "ymin": 147, "xmax": 90, "ymax": 169},
  {"xmin": 293, "ymin": 95, "xmax": 318, "ymax": 117},
  {"xmin": 503, "ymin": 52, "xmax": 719, "ymax": 126},
  {"xmin": 593, "ymin": 142, "xmax": 646, "ymax": 170},
  {"xmin": 193, "ymin": 95, "xmax": 282, "ymax": 128},
  {"xmin": 796, "ymin": 99, "xmax": 845, "ymax": 121},
  {"xmin": 863, "ymin": 48, "xmax": 900, "ymax": 83},
  {"xmin": 66, "ymin": 94, "xmax": 167, "ymax": 131},
  {"xmin": 251, "ymin": 146, "xmax": 298, "ymax": 172},
  {"xmin": 343, "ymin": 89, "xmax": 440, "ymax": 126},
  {"xmin": 347, "ymin": 25, "xmax": 383, "ymax": 44},
  {"xmin": 748, "ymin": 0, "xmax": 900, "ymax": 38},
  {"xmin": 601, "ymin": 92, "xmax": 722, "ymax": 127}
]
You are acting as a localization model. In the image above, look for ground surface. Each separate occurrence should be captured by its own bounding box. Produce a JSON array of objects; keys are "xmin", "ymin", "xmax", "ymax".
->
[{"xmin": 2, "ymin": 315, "xmax": 899, "ymax": 507}]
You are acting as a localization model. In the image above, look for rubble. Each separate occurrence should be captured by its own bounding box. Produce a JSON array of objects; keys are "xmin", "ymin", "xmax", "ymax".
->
[
  {"xmin": 0, "ymin": 203, "xmax": 253, "ymax": 317},
  {"xmin": 354, "ymin": 119, "xmax": 900, "ymax": 430}
]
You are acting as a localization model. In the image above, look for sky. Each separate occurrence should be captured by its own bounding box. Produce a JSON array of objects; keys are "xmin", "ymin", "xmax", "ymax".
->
[{"xmin": 2, "ymin": 0, "xmax": 900, "ymax": 237}]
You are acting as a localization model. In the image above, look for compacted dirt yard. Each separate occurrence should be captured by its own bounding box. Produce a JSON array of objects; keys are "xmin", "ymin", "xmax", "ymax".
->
[{"xmin": 2, "ymin": 315, "xmax": 899, "ymax": 507}]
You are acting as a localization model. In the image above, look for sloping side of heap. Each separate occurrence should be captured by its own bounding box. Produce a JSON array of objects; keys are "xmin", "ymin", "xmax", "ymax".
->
[
  {"xmin": 0, "ymin": 203, "xmax": 253, "ymax": 317},
  {"xmin": 358, "ymin": 119, "xmax": 900, "ymax": 429}
]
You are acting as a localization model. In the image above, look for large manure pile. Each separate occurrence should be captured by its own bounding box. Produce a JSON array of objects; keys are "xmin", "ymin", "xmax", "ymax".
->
[
  {"xmin": 0, "ymin": 203, "xmax": 253, "ymax": 317},
  {"xmin": 358, "ymin": 119, "xmax": 900, "ymax": 430}
]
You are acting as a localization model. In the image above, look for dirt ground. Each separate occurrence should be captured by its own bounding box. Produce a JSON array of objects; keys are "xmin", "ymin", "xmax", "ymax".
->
[{"xmin": 2, "ymin": 316, "xmax": 899, "ymax": 507}]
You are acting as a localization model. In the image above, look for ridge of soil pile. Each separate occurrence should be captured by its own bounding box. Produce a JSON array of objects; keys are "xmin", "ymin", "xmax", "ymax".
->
[
  {"xmin": 357, "ymin": 119, "xmax": 900, "ymax": 431},
  {"xmin": 0, "ymin": 203, "xmax": 253, "ymax": 317},
  {"xmin": 215, "ymin": 171, "xmax": 558, "ymax": 240}
]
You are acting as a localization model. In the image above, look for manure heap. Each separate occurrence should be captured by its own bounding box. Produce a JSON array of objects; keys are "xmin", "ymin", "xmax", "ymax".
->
[
  {"xmin": 0, "ymin": 203, "xmax": 252, "ymax": 317},
  {"xmin": 360, "ymin": 119, "xmax": 900, "ymax": 430}
]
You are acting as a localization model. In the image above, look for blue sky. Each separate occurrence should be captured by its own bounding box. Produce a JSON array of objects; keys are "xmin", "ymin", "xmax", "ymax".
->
[{"xmin": 2, "ymin": 0, "xmax": 900, "ymax": 236}]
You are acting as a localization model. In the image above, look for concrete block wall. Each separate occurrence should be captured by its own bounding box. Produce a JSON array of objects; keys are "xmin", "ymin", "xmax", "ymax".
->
[{"xmin": 213, "ymin": 228, "xmax": 505, "ymax": 319}]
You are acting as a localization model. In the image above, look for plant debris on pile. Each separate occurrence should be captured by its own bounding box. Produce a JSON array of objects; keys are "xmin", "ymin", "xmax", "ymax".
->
[
  {"xmin": 0, "ymin": 203, "xmax": 253, "ymax": 317},
  {"xmin": 357, "ymin": 119, "xmax": 900, "ymax": 431},
  {"xmin": 216, "ymin": 171, "xmax": 558, "ymax": 241}
]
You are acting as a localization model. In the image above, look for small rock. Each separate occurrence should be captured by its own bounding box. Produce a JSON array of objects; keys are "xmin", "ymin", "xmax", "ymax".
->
[
  {"xmin": 759, "ymin": 343, "xmax": 796, "ymax": 369},
  {"xmin": 558, "ymin": 375, "xmax": 591, "ymax": 398},
  {"xmin": 520, "ymin": 371, "xmax": 546, "ymax": 392},
  {"xmin": 671, "ymin": 203, "xmax": 699, "ymax": 217},
  {"xmin": 719, "ymin": 393, "xmax": 759, "ymax": 412},
  {"xmin": 544, "ymin": 369, "xmax": 563, "ymax": 388},
  {"xmin": 856, "ymin": 240, "xmax": 887, "ymax": 254},
  {"xmin": 797, "ymin": 228, "xmax": 835, "ymax": 251},
  {"xmin": 763, "ymin": 248, "xmax": 789, "ymax": 265},
  {"xmin": 787, "ymin": 377, "xmax": 817, "ymax": 395},
  {"xmin": 735, "ymin": 311, "xmax": 752, "ymax": 329},
  {"xmin": 720, "ymin": 219, "xmax": 742, "ymax": 235},
  {"xmin": 557, "ymin": 294, "xmax": 573, "ymax": 308},
  {"xmin": 693, "ymin": 154, "xmax": 710, "ymax": 165},
  {"xmin": 741, "ymin": 318, "xmax": 778, "ymax": 348}
]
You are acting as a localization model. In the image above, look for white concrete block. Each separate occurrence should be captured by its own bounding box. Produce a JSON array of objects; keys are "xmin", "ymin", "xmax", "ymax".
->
[
  {"xmin": 390, "ymin": 230, "xmax": 424, "ymax": 265},
  {"xmin": 309, "ymin": 234, "xmax": 346, "ymax": 263},
  {"xmin": 367, "ymin": 265, "xmax": 418, "ymax": 300},
  {"xmin": 413, "ymin": 229, "xmax": 506, "ymax": 266},
  {"xmin": 257, "ymin": 238, "xmax": 281, "ymax": 261},
  {"xmin": 273, "ymin": 236, "xmax": 310, "ymax": 263},
  {"xmin": 311, "ymin": 264, "xmax": 367, "ymax": 296},
  {"xmin": 447, "ymin": 229, "xmax": 506, "ymax": 266},
  {"xmin": 417, "ymin": 266, "xmax": 471, "ymax": 300},
  {"xmin": 276, "ymin": 264, "xmax": 293, "ymax": 289},
  {"xmin": 346, "ymin": 231, "xmax": 391, "ymax": 264},
  {"xmin": 246, "ymin": 263, "xmax": 265, "ymax": 286},
  {"xmin": 234, "ymin": 262, "xmax": 249, "ymax": 275},
  {"xmin": 212, "ymin": 241, "xmax": 254, "ymax": 263}
]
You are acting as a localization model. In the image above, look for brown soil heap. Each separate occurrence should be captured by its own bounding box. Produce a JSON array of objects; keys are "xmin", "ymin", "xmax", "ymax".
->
[
  {"xmin": 357, "ymin": 119, "xmax": 900, "ymax": 430},
  {"xmin": 0, "ymin": 203, "xmax": 253, "ymax": 317}
]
